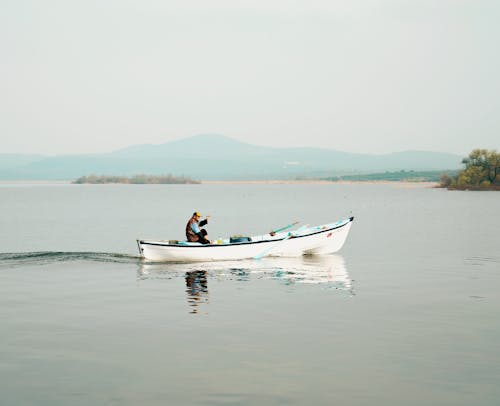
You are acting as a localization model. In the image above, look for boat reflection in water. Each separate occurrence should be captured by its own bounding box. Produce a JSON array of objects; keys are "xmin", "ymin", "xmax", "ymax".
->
[
  {"xmin": 137, "ymin": 254, "xmax": 353, "ymax": 313},
  {"xmin": 184, "ymin": 270, "xmax": 208, "ymax": 314}
]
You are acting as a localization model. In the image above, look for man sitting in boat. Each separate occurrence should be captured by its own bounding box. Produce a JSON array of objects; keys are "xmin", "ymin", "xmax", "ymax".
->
[{"xmin": 186, "ymin": 212, "xmax": 211, "ymax": 244}]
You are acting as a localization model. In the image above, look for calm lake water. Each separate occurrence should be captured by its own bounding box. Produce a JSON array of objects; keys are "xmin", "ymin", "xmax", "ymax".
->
[{"xmin": 0, "ymin": 183, "xmax": 499, "ymax": 406}]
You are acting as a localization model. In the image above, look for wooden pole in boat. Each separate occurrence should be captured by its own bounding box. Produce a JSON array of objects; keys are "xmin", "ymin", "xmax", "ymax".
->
[{"xmin": 269, "ymin": 221, "xmax": 299, "ymax": 236}]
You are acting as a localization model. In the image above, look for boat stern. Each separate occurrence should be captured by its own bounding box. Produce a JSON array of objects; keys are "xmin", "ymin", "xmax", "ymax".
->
[{"xmin": 136, "ymin": 239, "xmax": 145, "ymax": 257}]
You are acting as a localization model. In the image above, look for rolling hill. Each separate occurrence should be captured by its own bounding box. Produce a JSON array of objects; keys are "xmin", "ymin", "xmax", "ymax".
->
[{"xmin": 0, "ymin": 134, "xmax": 463, "ymax": 180}]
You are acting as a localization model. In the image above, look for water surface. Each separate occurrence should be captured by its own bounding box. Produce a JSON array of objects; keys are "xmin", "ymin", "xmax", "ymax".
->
[{"xmin": 0, "ymin": 183, "xmax": 499, "ymax": 405}]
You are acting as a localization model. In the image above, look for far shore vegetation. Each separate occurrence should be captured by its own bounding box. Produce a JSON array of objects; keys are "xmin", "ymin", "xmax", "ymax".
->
[
  {"xmin": 71, "ymin": 149, "xmax": 499, "ymax": 189},
  {"xmin": 439, "ymin": 149, "xmax": 500, "ymax": 190},
  {"xmin": 73, "ymin": 174, "xmax": 200, "ymax": 184},
  {"xmin": 323, "ymin": 170, "xmax": 450, "ymax": 183}
]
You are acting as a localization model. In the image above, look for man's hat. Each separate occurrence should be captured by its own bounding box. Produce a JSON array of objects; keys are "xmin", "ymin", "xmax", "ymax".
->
[{"xmin": 194, "ymin": 211, "xmax": 201, "ymax": 217}]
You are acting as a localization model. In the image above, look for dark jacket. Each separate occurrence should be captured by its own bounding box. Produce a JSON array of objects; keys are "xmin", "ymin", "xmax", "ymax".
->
[{"xmin": 186, "ymin": 217, "xmax": 208, "ymax": 242}]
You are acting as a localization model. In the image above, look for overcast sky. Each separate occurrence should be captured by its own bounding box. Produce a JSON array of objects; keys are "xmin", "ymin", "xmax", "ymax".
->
[{"xmin": 1, "ymin": 0, "xmax": 499, "ymax": 155}]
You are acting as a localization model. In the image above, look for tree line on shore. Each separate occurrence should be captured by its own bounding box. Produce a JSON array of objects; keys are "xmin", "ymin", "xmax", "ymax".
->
[
  {"xmin": 439, "ymin": 149, "xmax": 500, "ymax": 190},
  {"xmin": 324, "ymin": 170, "xmax": 447, "ymax": 182},
  {"xmin": 71, "ymin": 149, "xmax": 499, "ymax": 189},
  {"xmin": 73, "ymin": 174, "xmax": 200, "ymax": 184}
]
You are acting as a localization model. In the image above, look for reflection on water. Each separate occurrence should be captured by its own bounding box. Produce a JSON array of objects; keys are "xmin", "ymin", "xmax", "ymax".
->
[
  {"xmin": 185, "ymin": 271, "xmax": 208, "ymax": 314},
  {"xmin": 138, "ymin": 255, "xmax": 353, "ymax": 313}
]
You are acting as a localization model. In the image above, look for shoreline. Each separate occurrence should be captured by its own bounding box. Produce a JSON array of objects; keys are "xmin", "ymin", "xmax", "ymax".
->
[
  {"xmin": 0, "ymin": 179, "xmax": 439, "ymax": 188},
  {"xmin": 201, "ymin": 180, "xmax": 439, "ymax": 188}
]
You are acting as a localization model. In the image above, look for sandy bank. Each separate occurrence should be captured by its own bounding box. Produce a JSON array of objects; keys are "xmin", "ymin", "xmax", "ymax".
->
[
  {"xmin": 202, "ymin": 180, "xmax": 439, "ymax": 188},
  {"xmin": 0, "ymin": 180, "xmax": 440, "ymax": 188}
]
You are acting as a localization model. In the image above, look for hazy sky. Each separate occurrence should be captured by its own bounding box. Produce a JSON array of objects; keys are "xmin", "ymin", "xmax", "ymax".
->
[{"xmin": 1, "ymin": 0, "xmax": 499, "ymax": 155}]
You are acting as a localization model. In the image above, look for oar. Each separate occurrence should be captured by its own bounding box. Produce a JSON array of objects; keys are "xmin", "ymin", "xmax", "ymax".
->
[
  {"xmin": 269, "ymin": 221, "xmax": 299, "ymax": 236},
  {"xmin": 254, "ymin": 225, "xmax": 308, "ymax": 260}
]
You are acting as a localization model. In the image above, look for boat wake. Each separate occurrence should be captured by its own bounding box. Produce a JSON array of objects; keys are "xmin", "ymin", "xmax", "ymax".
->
[
  {"xmin": 465, "ymin": 256, "xmax": 500, "ymax": 266},
  {"xmin": 0, "ymin": 252, "xmax": 353, "ymax": 293},
  {"xmin": 0, "ymin": 251, "xmax": 141, "ymax": 268}
]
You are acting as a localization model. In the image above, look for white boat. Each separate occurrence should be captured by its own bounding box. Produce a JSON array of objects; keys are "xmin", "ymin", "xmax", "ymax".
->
[{"xmin": 137, "ymin": 217, "xmax": 354, "ymax": 262}]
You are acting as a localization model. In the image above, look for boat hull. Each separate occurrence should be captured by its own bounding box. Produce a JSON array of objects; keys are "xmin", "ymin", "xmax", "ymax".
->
[{"xmin": 137, "ymin": 217, "xmax": 354, "ymax": 262}]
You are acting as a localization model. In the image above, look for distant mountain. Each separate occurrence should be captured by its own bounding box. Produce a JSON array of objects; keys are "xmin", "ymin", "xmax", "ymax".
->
[
  {"xmin": 0, "ymin": 154, "xmax": 45, "ymax": 170},
  {"xmin": 0, "ymin": 134, "xmax": 464, "ymax": 180}
]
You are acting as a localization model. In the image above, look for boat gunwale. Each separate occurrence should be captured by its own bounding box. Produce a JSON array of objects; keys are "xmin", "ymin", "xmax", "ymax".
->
[{"xmin": 138, "ymin": 216, "xmax": 354, "ymax": 249}]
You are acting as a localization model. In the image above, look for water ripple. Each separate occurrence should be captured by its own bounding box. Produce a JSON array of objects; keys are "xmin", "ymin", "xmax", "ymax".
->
[
  {"xmin": 137, "ymin": 255, "xmax": 354, "ymax": 292},
  {"xmin": 465, "ymin": 256, "xmax": 500, "ymax": 266},
  {"xmin": 0, "ymin": 252, "xmax": 353, "ymax": 292},
  {"xmin": 0, "ymin": 251, "xmax": 141, "ymax": 267}
]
